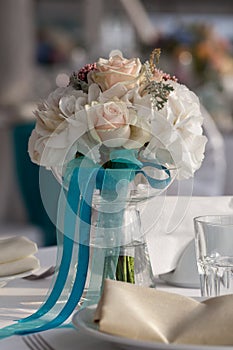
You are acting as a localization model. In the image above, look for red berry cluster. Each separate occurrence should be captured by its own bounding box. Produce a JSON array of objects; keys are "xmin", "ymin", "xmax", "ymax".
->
[
  {"xmin": 77, "ymin": 63, "xmax": 97, "ymax": 82},
  {"xmin": 162, "ymin": 72, "xmax": 178, "ymax": 82}
]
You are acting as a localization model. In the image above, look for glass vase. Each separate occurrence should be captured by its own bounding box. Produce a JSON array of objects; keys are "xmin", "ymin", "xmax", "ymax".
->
[
  {"xmin": 96, "ymin": 203, "xmax": 156, "ymax": 288},
  {"xmin": 51, "ymin": 156, "xmax": 176, "ymax": 307},
  {"xmin": 81, "ymin": 187, "xmax": 158, "ymax": 306}
]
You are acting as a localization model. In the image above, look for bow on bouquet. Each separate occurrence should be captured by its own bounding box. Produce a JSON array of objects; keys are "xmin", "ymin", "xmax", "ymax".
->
[{"xmin": 0, "ymin": 49, "xmax": 207, "ymax": 337}]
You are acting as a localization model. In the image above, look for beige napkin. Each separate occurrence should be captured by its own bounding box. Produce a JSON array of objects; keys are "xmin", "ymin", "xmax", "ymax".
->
[
  {"xmin": 0, "ymin": 236, "xmax": 40, "ymax": 277},
  {"xmin": 94, "ymin": 279, "xmax": 233, "ymax": 346}
]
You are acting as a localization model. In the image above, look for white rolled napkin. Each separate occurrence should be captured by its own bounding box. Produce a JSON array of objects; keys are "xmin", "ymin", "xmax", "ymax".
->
[
  {"xmin": 0, "ymin": 236, "xmax": 40, "ymax": 277},
  {"xmin": 94, "ymin": 279, "xmax": 233, "ymax": 346}
]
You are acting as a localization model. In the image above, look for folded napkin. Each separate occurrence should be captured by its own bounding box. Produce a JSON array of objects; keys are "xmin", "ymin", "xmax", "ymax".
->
[
  {"xmin": 94, "ymin": 279, "xmax": 233, "ymax": 346},
  {"xmin": 0, "ymin": 236, "xmax": 40, "ymax": 277}
]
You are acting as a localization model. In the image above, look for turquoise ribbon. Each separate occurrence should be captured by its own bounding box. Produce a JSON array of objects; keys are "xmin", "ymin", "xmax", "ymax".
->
[
  {"xmin": 19, "ymin": 167, "xmax": 82, "ymax": 322},
  {"xmin": 0, "ymin": 149, "xmax": 171, "ymax": 337}
]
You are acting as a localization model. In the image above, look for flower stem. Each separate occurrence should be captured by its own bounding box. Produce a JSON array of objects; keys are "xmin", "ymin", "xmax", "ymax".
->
[{"xmin": 103, "ymin": 254, "xmax": 135, "ymax": 283}]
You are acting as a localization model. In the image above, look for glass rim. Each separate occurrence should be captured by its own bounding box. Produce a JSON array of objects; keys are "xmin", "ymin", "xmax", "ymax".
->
[{"xmin": 194, "ymin": 215, "xmax": 233, "ymax": 227}]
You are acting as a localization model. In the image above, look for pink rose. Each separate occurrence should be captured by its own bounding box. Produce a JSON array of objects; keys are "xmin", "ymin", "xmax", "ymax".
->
[
  {"xmin": 89, "ymin": 50, "xmax": 142, "ymax": 91},
  {"xmin": 86, "ymin": 100, "xmax": 131, "ymax": 147},
  {"xmin": 86, "ymin": 100, "xmax": 151, "ymax": 149}
]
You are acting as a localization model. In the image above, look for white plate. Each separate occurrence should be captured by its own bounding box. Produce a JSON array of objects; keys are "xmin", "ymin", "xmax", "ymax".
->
[
  {"xmin": 72, "ymin": 305, "xmax": 233, "ymax": 350},
  {"xmin": 0, "ymin": 269, "xmax": 36, "ymax": 286}
]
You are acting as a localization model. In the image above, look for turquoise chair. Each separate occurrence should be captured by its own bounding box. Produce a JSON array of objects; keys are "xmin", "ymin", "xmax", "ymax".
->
[{"xmin": 12, "ymin": 122, "xmax": 58, "ymax": 246}]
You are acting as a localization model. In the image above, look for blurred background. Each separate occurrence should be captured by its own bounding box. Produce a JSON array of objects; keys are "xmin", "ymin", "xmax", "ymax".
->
[{"xmin": 0, "ymin": 0, "xmax": 232, "ymax": 246}]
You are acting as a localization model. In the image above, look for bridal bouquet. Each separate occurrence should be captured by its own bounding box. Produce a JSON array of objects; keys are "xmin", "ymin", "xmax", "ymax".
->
[
  {"xmin": 29, "ymin": 49, "xmax": 207, "ymax": 180},
  {"xmin": 28, "ymin": 49, "xmax": 207, "ymax": 286}
]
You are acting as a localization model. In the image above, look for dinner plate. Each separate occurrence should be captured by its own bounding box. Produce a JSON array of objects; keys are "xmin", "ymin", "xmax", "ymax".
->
[
  {"xmin": 72, "ymin": 305, "xmax": 233, "ymax": 350},
  {"xmin": 0, "ymin": 269, "xmax": 37, "ymax": 287}
]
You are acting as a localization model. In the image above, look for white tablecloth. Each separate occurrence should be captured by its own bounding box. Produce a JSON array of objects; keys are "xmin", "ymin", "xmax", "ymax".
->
[
  {"xmin": 0, "ymin": 246, "xmax": 200, "ymax": 350},
  {"xmin": 2, "ymin": 195, "xmax": 233, "ymax": 349}
]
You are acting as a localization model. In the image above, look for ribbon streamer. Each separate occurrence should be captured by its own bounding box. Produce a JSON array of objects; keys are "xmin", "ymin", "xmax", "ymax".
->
[{"xmin": 0, "ymin": 150, "xmax": 171, "ymax": 338}]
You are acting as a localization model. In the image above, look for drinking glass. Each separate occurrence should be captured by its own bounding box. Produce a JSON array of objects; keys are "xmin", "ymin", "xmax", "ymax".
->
[{"xmin": 194, "ymin": 215, "xmax": 233, "ymax": 297}]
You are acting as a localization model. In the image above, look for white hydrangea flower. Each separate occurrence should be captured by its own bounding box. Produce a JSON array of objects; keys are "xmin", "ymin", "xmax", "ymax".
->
[{"xmin": 142, "ymin": 81, "xmax": 207, "ymax": 179}]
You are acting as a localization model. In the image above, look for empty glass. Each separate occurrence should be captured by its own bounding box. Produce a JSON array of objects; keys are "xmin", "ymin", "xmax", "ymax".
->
[{"xmin": 194, "ymin": 215, "xmax": 233, "ymax": 297}]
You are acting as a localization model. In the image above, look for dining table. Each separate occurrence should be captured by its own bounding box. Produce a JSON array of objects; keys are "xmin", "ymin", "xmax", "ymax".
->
[
  {"xmin": 1, "ymin": 195, "xmax": 233, "ymax": 349},
  {"xmin": 0, "ymin": 245, "xmax": 201, "ymax": 350}
]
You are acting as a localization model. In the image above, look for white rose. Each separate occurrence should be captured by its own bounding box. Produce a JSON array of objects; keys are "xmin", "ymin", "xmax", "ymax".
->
[
  {"xmin": 28, "ymin": 111, "xmax": 88, "ymax": 169},
  {"xmin": 28, "ymin": 86, "xmax": 88, "ymax": 167}
]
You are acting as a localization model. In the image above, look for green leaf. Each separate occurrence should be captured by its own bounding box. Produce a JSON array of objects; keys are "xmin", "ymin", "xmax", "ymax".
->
[{"xmin": 69, "ymin": 72, "xmax": 89, "ymax": 93}]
